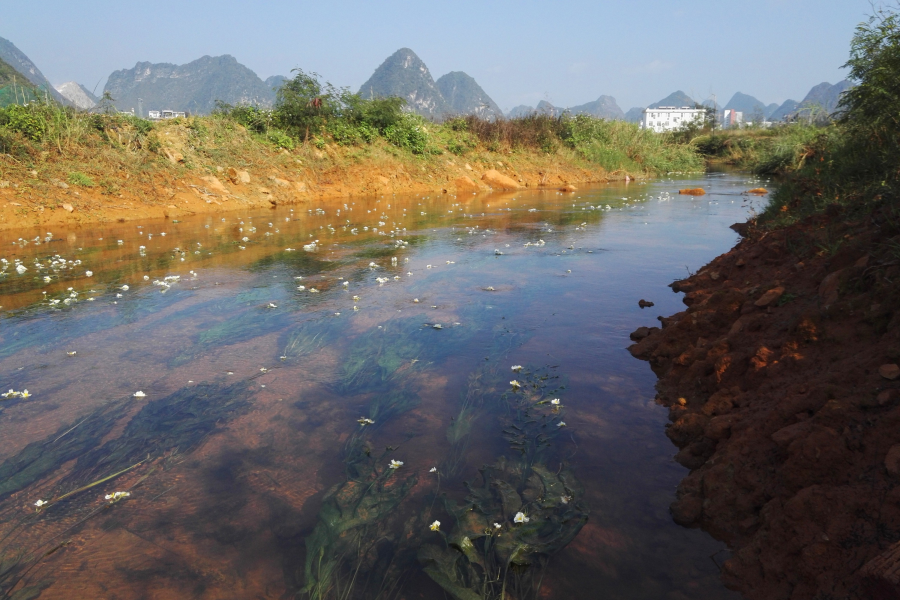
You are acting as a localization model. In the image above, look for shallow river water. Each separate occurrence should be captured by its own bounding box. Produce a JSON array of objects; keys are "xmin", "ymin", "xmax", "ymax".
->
[{"xmin": 0, "ymin": 171, "xmax": 770, "ymax": 600}]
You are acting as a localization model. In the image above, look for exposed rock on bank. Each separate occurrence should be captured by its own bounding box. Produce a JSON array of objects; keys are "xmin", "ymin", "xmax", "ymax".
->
[{"xmin": 629, "ymin": 213, "xmax": 900, "ymax": 599}]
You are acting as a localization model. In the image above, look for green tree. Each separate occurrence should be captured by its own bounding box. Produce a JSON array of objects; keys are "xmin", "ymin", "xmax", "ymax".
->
[{"xmin": 274, "ymin": 69, "xmax": 338, "ymax": 141}]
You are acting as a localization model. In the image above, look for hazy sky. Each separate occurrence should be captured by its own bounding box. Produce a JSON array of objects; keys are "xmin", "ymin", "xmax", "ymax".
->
[{"xmin": 4, "ymin": 0, "xmax": 877, "ymax": 111}]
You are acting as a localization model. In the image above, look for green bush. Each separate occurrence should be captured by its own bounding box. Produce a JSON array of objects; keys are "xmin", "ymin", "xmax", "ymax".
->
[
  {"xmin": 384, "ymin": 113, "xmax": 429, "ymax": 154},
  {"xmin": 0, "ymin": 104, "xmax": 47, "ymax": 141}
]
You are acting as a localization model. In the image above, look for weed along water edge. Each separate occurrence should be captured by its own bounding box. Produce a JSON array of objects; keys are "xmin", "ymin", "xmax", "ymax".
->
[{"xmin": 0, "ymin": 174, "xmax": 768, "ymax": 599}]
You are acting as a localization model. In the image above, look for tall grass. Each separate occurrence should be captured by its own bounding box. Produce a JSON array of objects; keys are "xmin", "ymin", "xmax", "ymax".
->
[{"xmin": 692, "ymin": 124, "xmax": 825, "ymax": 175}]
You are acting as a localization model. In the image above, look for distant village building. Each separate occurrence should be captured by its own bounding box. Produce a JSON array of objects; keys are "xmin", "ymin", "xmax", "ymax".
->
[
  {"xmin": 723, "ymin": 109, "xmax": 743, "ymax": 128},
  {"xmin": 147, "ymin": 110, "xmax": 187, "ymax": 120},
  {"xmin": 641, "ymin": 106, "xmax": 705, "ymax": 133}
]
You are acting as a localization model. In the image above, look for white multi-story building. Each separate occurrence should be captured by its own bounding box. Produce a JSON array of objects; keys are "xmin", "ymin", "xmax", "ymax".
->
[{"xmin": 641, "ymin": 106, "xmax": 705, "ymax": 132}]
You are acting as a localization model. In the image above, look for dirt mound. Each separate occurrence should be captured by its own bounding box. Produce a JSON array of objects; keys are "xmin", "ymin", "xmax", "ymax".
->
[{"xmin": 629, "ymin": 213, "xmax": 900, "ymax": 599}]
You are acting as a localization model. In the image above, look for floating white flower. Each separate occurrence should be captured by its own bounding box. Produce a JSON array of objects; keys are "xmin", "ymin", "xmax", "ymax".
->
[
  {"xmin": 557, "ymin": 422, "xmax": 566, "ymax": 427},
  {"xmin": 259, "ymin": 367, "xmax": 268, "ymax": 373},
  {"xmin": 120, "ymin": 285, "xmax": 129, "ymax": 291},
  {"xmin": 20, "ymin": 390, "xmax": 30, "ymax": 399},
  {"xmin": 358, "ymin": 417, "xmax": 375, "ymax": 425},
  {"xmin": 429, "ymin": 467, "xmax": 437, "ymax": 473},
  {"xmin": 511, "ymin": 365, "xmax": 523, "ymax": 372},
  {"xmin": 105, "ymin": 491, "xmax": 130, "ymax": 502},
  {"xmin": 267, "ymin": 302, "xmax": 277, "ymax": 309},
  {"xmin": 514, "ymin": 512, "xmax": 529, "ymax": 523},
  {"xmin": 67, "ymin": 351, "xmax": 77, "ymax": 356},
  {"xmin": 413, "ymin": 298, "xmax": 419, "ymax": 303},
  {"xmin": 15, "ymin": 264, "xmax": 26, "ymax": 274},
  {"xmin": 561, "ymin": 495, "xmax": 572, "ymax": 504},
  {"xmin": 494, "ymin": 522, "xmax": 502, "ymax": 529},
  {"xmin": 430, "ymin": 520, "xmax": 441, "ymax": 531},
  {"xmin": 352, "ymin": 296, "xmax": 361, "ymax": 301},
  {"xmin": 309, "ymin": 288, "xmax": 319, "ymax": 293},
  {"xmin": 297, "ymin": 286, "xmax": 305, "ymax": 291},
  {"xmin": 34, "ymin": 499, "xmax": 47, "ymax": 508},
  {"xmin": 433, "ymin": 324, "xmax": 443, "ymax": 330},
  {"xmin": 116, "ymin": 293, "xmax": 122, "ymax": 298},
  {"xmin": 550, "ymin": 399, "xmax": 561, "ymax": 406},
  {"xmin": 510, "ymin": 380, "xmax": 521, "ymax": 389},
  {"xmin": 133, "ymin": 391, "xmax": 146, "ymax": 398},
  {"xmin": 1, "ymin": 389, "xmax": 15, "ymax": 399},
  {"xmin": 389, "ymin": 459, "xmax": 404, "ymax": 469},
  {"xmin": 43, "ymin": 276, "xmax": 51, "ymax": 283}
]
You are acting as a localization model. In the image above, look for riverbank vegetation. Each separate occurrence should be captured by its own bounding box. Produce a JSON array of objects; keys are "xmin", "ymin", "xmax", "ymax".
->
[{"xmin": 0, "ymin": 69, "xmax": 703, "ymax": 200}]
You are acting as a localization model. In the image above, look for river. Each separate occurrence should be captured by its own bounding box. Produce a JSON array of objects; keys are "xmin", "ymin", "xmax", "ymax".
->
[{"xmin": 0, "ymin": 171, "xmax": 770, "ymax": 599}]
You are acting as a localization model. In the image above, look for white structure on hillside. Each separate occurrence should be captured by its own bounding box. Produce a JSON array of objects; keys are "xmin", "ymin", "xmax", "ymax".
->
[
  {"xmin": 148, "ymin": 110, "xmax": 187, "ymax": 120},
  {"xmin": 641, "ymin": 106, "xmax": 705, "ymax": 132}
]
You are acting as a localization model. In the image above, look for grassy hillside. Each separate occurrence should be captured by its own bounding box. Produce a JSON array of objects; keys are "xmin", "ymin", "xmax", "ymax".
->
[{"xmin": 0, "ymin": 57, "xmax": 40, "ymax": 107}]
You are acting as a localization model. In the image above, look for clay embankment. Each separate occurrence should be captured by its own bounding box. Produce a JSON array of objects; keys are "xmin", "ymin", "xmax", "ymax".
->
[
  {"xmin": 629, "ymin": 213, "xmax": 900, "ymax": 599},
  {"xmin": 0, "ymin": 142, "xmax": 617, "ymax": 232}
]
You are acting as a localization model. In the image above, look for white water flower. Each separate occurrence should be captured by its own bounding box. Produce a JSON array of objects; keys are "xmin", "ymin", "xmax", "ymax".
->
[
  {"xmin": 309, "ymin": 287, "xmax": 319, "ymax": 293},
  {"xmin": 550, "ymin": 399, "xmax": 561, "ymax": 406},
  {"xmin": 511, "ymin": 365, "xmax": 523, "ymax": 372},
  {"xmin": 85, "ymin": 270, "xmax": 93, "ymax": 277},
  {"xmin": 116, "ymin": 293, "xmax": 122, "ymax": 298},
  {"xmin": 510, "ymin": 380, "xmax": 521, "ymax": 389},
  {"xmin": 259, "ymin": 367, "xmax": 268, "ymax": 373},
  {"xmin": 430, "ymin": 520, "xmax": 441, "ymax": 531},
  {"xmin": 514, "ymin": 512, "xmax": 529, "ymax": 523},
  {"xmin": 133, "ymin": 391, "xmax": 146, "ymax": 398},
  {"xmin": 67, "ymin": 351, "xmax": 77, "ymax": 356},
  {"xmin": 267, "ymin": 302, "xmax": 277, "ymax": 309},
  {"xmin": 34, "ymin": 499, "xmax": 47, "ymax": 508},
  {"xmin": 342, "ymin": 281, "xmax": 349, "ymax": 286},
  {"xmin": 143, "ymin": 275, "xmax": 149, "ymax": 280},
  {"xmin": 120, "ymin": 285, "xmax": 129, "ymax": 291},
  {"xmin": 357, "ymin": 417, "xmax": 375, "ymax": 425},
  {"xmin": 352, "ymin": 295, "xmax": 360, "ymax": 301},
  {"xmin": 297, "ymin": 286, "xmax": 305, "ymax": 291},
  {"xmin": 389, "ymin": 459, "xmax": 404, "ymax": 469},
  {"xmin": 561, "ymin": 495, "xmax": 572, "ymax": 504},
  {"xmin": 19, "ymin": 390, "xmax": 30, "ymax": 399},
  {"xmin": 494, "ymin": 522, "xmax": 502, "ymax": 529},
  {"xmin": 433, "ymin": 324, "xmax": 443, "ymax": 330},
  {"xmin": 557, "ymin": 421, "xmax": 567, "ymax": 427},
  {"xmin": 105, "ymin": 491, "xmax": 130, "ymax": 502},
  {"xmin": 15, "ymin": 264, "xmax": 26, "ymax": 274},
  {"xmin": 429, "ymin": 467, "xmax": 437, "ymax": 473}
]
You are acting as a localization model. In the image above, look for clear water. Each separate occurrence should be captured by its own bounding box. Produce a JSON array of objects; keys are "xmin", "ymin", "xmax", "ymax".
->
[{"xmin": 0, "ymin": 171, "xmax": 769, "ymax": 599}]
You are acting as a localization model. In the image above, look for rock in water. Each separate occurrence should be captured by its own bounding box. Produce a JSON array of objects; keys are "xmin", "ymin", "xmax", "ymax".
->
[{"xmin": 480, "ymin": 170, "xmax": 520, "ymax": 190}]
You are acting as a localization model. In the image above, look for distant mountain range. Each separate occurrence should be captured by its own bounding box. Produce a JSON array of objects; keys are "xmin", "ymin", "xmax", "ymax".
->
[
  {"xmin": 435, "ymin": 71, "xmax": 502, "ymax": 119},
  {"xmin": 56, "ymin": 81, "xmax": 98, "ymax": 109},
  {"xmin": 0, "ymin": 34, "xmax": 860, "ymax": 130},
  {"xmin": 0, "ymin": 36, "xmax": 67, "ymax": 104},
  {"xmin": 649, "ymin": 90, "xmax": 696, "ymax": 109},
  {"xmin": 104, "ymin": 55, "xmax": 285, "ymax": 116},
  {"xmin": 359, "ymin": 48, "xmax": 505, "ymax": 120},
  {"xmin": 797, "ymin": 80, "xmax": 851, "ymax": 115},
  {"xmin": 507, "ymin": 95, "xmax": 625, "ymax": 120}
]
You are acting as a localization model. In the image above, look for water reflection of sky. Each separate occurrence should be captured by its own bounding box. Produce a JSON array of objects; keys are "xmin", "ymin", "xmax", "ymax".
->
[{"xmin": 0, "ymin": 172, "xmax": 770, "ymax": 599}]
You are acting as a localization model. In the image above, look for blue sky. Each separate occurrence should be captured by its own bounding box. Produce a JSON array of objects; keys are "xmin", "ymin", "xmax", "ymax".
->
[{"xmin": 6, "ymin": 0, "xmax": 876, "ymax": 111}]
